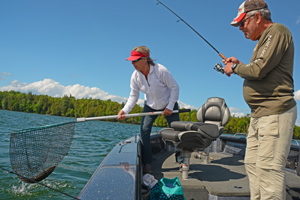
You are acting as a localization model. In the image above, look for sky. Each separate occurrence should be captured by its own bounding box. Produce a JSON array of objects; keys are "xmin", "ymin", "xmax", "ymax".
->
[{"xmin": 0, "ymin": 0, "xmax": 299, "ymax": 126}]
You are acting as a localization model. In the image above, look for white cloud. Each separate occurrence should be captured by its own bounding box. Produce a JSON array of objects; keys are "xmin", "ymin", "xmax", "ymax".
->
[
  {"xmin": 0, "ymin": 79, "xmax": 197, "ymax": 109},
  {"xmin": 229, "ymin": 107, "xmax": 248, "ymax": 118},
  {"xmin": 296, "ymin": 119, "xmax": 300, "ymax": 127},
  {"xmin": 72, "ymin": 74, "xmax": 83, "ymax": 78},
  {"xmin": 0, "ymin": 79, "xmax": 132, "ymax": 103},
  {"xmin": 297, "ymin": 16, "xmax": 300, "ymax": 24},
  {"xmin": 0, "ymin": 72, "xmax": 12, "ymax": 81},
  {"xmin": 1, "ymin": 72, "xmax": 12, "ymax": 76},
  {"xmin": 10, "ymin": 80, "xmax": 29, "ymax": 87},
  {"xmin": 178, "ymin": 101, "xmax": 198, "ymax": 110},
  {"xmin": 295, "ymin": 89, "xmax": 300, "ymax": 101}
]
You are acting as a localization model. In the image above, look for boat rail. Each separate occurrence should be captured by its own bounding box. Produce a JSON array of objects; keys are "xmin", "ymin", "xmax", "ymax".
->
[
  {"xmin": 233, "ymin": 132, "xmax": 247, "ymax": 137},
  {"xmin": 292, "ymin": 139, "xmax": 300, "ymax": 146}
]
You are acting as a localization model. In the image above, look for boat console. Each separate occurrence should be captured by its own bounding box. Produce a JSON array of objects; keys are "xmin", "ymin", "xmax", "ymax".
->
[{"xmin": 160, "ymin": 97, "xmax": 230, "ymax": 179}]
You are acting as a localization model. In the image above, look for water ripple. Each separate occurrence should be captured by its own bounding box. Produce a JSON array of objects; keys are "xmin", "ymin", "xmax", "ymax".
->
[{"xmin": 0, "ymin": 110, "xmax": 162, "ymax": 199}]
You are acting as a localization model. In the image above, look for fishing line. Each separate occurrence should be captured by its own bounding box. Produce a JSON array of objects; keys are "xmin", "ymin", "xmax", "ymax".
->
[
  {"xmin": 156, "ymin": 0, "xmax": 227, "ymax": 60},
  {"xmin": 0, "ymin": 166, "xmax": 80, "ymax": 200}
]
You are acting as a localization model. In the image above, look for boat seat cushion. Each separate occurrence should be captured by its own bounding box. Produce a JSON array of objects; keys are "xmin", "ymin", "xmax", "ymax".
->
[
  {"xmin": 160, "ymin": 121, "xmax": 219, "ymax": 150},
  {"xmin": 170, "ymin": 121, "xmax": 219, "ymax": 140},
  {"xmin": 159, "ymin": 128, "xmax": 181, "ymax": 142}
]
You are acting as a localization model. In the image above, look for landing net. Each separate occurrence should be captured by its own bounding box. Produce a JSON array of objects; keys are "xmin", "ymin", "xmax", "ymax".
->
[{"xmin": 9, "ymin": 121, "xmax": 76, "ymax": 183}]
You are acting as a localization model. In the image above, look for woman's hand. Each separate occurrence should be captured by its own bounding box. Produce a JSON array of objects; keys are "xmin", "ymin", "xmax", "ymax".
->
[
  {"xmin": 162, "ymin": 108, "xmax": 172, "ymax": 116},
  {"xmin": 117, "ymin": 110, "xmax": 126, "ymax": 120}
]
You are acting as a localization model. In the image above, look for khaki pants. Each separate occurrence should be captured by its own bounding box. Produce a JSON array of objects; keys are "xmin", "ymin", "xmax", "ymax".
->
[{"xmin": 245, "ymin": 106, "xmax": 297, "ymax": 200}]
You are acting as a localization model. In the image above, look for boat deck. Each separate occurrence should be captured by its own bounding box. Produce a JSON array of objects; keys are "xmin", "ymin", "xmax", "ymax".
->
[{"xmin": 151, "ymin": 150, "xmax": 300, "ymax": 200}]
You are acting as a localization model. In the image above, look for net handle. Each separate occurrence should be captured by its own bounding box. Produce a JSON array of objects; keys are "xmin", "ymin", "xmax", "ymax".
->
[{"xmin": 77, "ymin": 109, "xmax": 191, "ymax": 122}]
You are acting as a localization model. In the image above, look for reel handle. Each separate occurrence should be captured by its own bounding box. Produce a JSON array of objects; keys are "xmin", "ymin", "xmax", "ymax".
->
[{"xmin": 214, "ymin": 63, "xmax": 224, "ymax": 74}]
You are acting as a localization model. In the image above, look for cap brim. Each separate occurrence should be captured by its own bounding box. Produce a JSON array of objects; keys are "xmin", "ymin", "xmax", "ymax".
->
[
  {"xmin": 231, "ymin": 12, "xmax": 246, "ymax": 27},
  {"xmin": 126, "ymin": 55, "xmax": 142, "ymax": 61}
]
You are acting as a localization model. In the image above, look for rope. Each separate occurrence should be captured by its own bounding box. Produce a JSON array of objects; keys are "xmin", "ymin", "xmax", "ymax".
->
[{"xmin": 0, "ymin": 166, "xmax": 80, "ymax": 200}]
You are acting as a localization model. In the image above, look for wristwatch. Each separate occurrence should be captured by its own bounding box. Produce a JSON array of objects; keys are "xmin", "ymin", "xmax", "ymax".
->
[{"xmin": 231, "ymin": 63, "xmax": 237, "ymax": 74}]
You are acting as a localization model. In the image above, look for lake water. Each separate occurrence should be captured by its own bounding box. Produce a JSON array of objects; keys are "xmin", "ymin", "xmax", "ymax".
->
[
  {"xmin": 0, "ymin": 110, "xmax": 162, "ymax": 200},
  {"xmin": 1, "ymin": 110, "xmax": 299, "ymax": 199}
]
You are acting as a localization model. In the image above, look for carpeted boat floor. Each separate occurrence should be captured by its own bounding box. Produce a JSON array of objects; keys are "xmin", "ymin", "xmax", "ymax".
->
[{"xmin": 151, "ymin": 151, "xmax": 300, "ymax": 200}]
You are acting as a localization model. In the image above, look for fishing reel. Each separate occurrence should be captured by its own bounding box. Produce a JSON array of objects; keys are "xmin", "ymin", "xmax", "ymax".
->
[{"xmin": 214, "ymin": 63, "xmax": 224, "ymax": 74}]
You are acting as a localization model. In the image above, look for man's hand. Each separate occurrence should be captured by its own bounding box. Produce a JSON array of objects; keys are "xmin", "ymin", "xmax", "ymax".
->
[
  {"xmin": 222, "ymin": 57, "xmax": 240, "ymax": 65},
  {"xmin": 224, "ymin": 63, "xmax": 235, "ymax": 77},
  {"xmin": 222, "ymin": 57, "xmax": 242, "ymax": 77}
]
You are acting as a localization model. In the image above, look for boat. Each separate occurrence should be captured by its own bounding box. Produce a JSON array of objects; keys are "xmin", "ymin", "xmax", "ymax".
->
[{"xmin": 77, "ymin": 97, "xmax": 300, "ymax": 200}]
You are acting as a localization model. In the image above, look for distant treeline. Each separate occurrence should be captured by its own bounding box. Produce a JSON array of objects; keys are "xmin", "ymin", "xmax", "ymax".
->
[{"xmin": 1, "ymin": 90, "xmax": 299, "ymax": 139}]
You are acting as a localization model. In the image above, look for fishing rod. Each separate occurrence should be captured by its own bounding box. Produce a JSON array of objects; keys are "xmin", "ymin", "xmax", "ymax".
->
[{"xmin": 156, "ymin": 0, "xmax": 226, "ymax": 74}]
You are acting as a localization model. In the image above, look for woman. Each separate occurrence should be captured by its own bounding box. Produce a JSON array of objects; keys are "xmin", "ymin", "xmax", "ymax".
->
[{"xmin": 117, "ymin": 46, "xmax": 180, "ymax": 174}]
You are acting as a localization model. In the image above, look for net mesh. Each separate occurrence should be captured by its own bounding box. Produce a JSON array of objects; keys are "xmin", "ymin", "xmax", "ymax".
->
[{"xmin": 9, "ymin": 121, "xmax": 76, "ymax": 183}]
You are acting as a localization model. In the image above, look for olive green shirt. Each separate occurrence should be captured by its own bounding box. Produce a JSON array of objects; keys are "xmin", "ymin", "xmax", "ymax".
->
[{"xmin": 234, "ymin": 23, "xmax": 296, "ymax": 118}]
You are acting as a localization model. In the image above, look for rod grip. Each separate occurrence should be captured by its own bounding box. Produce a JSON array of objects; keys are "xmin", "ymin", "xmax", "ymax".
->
[
  {"xmin": 219, "ymin": 53, "xmax": 227, "ymax": 60},
  {"xmin": 178, "ymin": 109, "xmax": 191, "ymax": 113}
]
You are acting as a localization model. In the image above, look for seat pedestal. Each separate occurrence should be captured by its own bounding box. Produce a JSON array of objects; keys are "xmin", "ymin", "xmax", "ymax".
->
[
  {"xmin": 202, "ymin": 147, "xmax": 211, "ymax": 164},
  {"xmin": 160, "ymin": 97, "xmax": 230, "ymax": 180},
  {"xmin": 178, "ymin": 147, "xmax": 211, "ymax": 179},
  {"xmin": 179, "ymin": 149, "xmax": 191, "ymax": 179}
]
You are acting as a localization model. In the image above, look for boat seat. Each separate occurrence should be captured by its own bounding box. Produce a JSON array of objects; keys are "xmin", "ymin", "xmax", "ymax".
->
[
  {"xmin": 160, "ymin": 97, "xmax": 230, "ymax": 179},
  {"xmin": 159, "ymin": 122, "xmax": 219, "ymax": 149}
]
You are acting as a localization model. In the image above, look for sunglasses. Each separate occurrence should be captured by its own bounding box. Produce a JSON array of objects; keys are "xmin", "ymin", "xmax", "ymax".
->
[
  {"xmin": 133, "ymin": 57, "xmax": 144, "ymax": 62},
  {"xmin": 239, "ymin": 14, "xmax": 255, "ymax": 27}
]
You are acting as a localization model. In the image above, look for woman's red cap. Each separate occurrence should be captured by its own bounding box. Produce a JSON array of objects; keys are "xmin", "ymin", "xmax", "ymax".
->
[{"xmin": 126, "ymin": 51, "xmax": 149, "ymax": 61}]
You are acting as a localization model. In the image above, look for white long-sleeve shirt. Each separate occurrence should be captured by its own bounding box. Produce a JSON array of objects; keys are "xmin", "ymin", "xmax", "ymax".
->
[{"xmin": 122, "ymin": 63, "xmax": 179, "ymax": 114}]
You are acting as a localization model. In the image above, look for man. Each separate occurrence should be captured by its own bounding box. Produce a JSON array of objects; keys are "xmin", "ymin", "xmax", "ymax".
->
[{"xmin": 223, "ymin": 0, "xmax": 297, "ymax": 199}]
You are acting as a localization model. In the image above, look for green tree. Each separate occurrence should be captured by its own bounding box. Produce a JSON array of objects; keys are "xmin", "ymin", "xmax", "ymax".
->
[
  {"xmin": 1, "ymin": 90, "xmax": 299, "ymax": 139},
  {"xmin": 25, "ymin": 100, "xmax": 33, "ymax": 113},
  {"xmin": 1, "ymin": 96, "xmax": 8, "ymax": 110}
]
